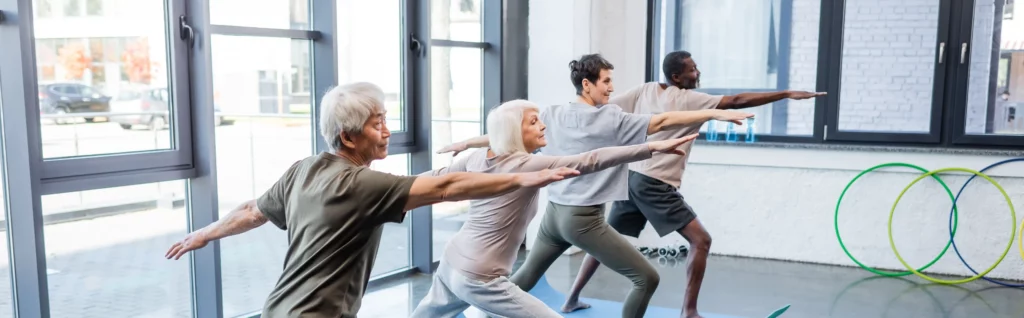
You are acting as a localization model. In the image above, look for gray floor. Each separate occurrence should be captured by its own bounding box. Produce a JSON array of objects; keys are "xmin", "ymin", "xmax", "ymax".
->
[{"xmin": 362, "ymin": 248, "xmax": 1024, "ymax": 318}]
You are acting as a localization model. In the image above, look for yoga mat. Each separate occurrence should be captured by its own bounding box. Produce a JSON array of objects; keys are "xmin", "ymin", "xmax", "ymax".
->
[{"xmin": 457, "ymin": 275, "xmax": 790, "ymax": 318}]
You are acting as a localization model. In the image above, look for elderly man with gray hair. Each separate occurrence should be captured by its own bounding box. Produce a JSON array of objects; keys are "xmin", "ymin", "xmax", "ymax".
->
[{"xmin": 164, "ymin": 82, "xmax": 579, "ymax": 318}]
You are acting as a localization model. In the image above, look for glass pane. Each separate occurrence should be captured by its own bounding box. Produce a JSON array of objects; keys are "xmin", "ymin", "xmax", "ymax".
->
[
  {"xmin": 210, "ymin": 0, "xmax": 310, "ymax": 30},
  {"xmin": 337, "ymin": 0, "xmax": 404, "ymax": 131},
  {"xmin": 42, "ymin": 180, "xmax": 190, "ymax": 317},
  {"xmin": 671, "ymin": 0, "xmax": 819, "ymax": 136},
  {"xmin": 368, "ymin": 154, "xmax": 411, "ymax": 277},
  {"xmin": 213, "ymin": 36, "xmax": 312, "ymax": 317},
  {"xmin": 430, "ymin": 46, "xmax": 483, "ymax": 261},
  {"xmin": 966, "ymin": 0, "xmax": 1024, "ymax": 135},
  {"xmin": 432, "ymin": 0, "xmax": 482, "ymax": 42},
  {"xmin": 34, "ymin": 1, "xmax": 176, "ymax": 159},
  {"xmin": 837, "ymin": 0, "xmax": 941, "ymax": 133},
  {"xmin": 0, "ymin": 94, "xmax": 13, "ymax": 318}
]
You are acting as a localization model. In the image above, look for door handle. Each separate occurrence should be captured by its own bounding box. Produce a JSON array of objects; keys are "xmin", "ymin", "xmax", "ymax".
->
[
  {"xmin": 938, "ymin": 42, "xmax": 946, "ymax": 63},
  {"xmin": 409, "ymin": 34, "xmax": 425, "ymax": 57},
  {"xmin": 961, "ymin": 43, "xmax": 969, "ymax": 64}
]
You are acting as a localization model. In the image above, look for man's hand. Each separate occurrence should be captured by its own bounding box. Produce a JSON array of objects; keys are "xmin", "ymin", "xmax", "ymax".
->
[
  {"xmin": 436, "ymin": 142, "xmax": 468, "ymax": 157},
  {"xmin": 709, "ymin": 109, "xmax": 755, "ymax": 125},
  {"xmin": 515, "ymin": 167, "xmax": 581, "ymax": 188},
  {"xmin": 787, "ymin": 91, "xmax": 827, "ymax": 100},
  {"xmin": 647, "ymin": 133, "xmax": 699, "ymax": 156},
  {"xmin": 165, "ymin": 230, "xmax": 210, "ymax": 260}
]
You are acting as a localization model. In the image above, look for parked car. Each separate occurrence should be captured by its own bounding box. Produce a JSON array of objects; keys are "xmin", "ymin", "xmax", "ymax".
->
[
  {"xmin": 38, "ymin": 82, "xmax": 111, "ymax": 124},
  {"xmin": 110, "ymin": 86, "xmax": 233, "ymax": 130}
]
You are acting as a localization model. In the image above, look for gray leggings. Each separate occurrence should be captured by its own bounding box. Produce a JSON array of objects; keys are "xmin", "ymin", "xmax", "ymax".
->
[{"xmin": 509, "ymin": 202, "xmax": 660, "ymax": 318}]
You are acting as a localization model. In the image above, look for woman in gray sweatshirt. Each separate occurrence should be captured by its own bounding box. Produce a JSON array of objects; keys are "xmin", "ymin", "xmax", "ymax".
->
[{"xmin": 409, "ymin": 99, "xmax": 697, "ymax": 318}]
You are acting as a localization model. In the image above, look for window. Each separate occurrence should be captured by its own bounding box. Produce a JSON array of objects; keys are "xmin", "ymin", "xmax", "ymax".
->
[
  {"xmin": 41, "ymin": 181, "xmax": 190, "ymax": 317},
  {"xmin": 27, "ymin": 0, "xmax": 195, "ymax": 189},
  {"xmin": 0, "ymin": 92, "xmax": 14, "ymax": 318},
  {"xmin": 337, "ymin": 0, "xmax": 406, "ymax": 133},
  {"xmin": 368, "ymin": 154, "xmax": 411, "ymax": 277},
  {"xmin": 211, "ymin": 35, "xmax": 312, "ymax": 317},
  {"xmin": 429, "ymin": 0, "xmax": 489, "ymax": 262},
  {"xmin": 210, "ymin": 0, "xmax": 310, "ymax": 30},
  {"xmin": 652, "ymin": 0, "xmax": 820, "ymax": 137},
  {"xmin": 333, "ymin": 0, "xmax": 413, "ymax": 276},
  {"xmin": 432, "ymin": 0, "xmax": 482, "ymax": 42},
  {"xmin": 963, "ymin": 0, "xmax": 1024, "ymax": 137},
  {"xmin": 834, "ymin": 0, "xmax": 943, "ymax": 137},
  {"xmin": 649, "ymin": 0, "xmax": 1024, "ymax": 148},
  {"xmin": 0, "ymin": 0, "xmax": 503, "ymax": 315},
  {"xmin": 429, "ymin": 46, "xmax": 484, "ymax": 261}
]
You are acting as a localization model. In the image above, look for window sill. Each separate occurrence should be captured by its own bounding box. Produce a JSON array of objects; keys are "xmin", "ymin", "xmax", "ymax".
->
[{"xmin": 688, "ymin": 140, "xmax": 1024, "ymax": 178}]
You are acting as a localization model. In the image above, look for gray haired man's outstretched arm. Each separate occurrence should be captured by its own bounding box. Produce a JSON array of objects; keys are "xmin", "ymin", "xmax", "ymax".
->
[
  {"xmin": 403, "ymin": 167, "xmax": 580, "ymax": 211},
  {"xmin": 165, "ymin": 200, "xmax": 266, "ymax": 260}
]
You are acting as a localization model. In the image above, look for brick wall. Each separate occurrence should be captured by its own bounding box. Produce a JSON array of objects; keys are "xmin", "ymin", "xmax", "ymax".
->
[
  {"xmin": 785, "ymin": 0, "xmax": 820, "ymax": 135},
  {"xmin": 835, "ymin": 0, "xmax": 940, "ymax": 133},
  {"xmin": 691, "ymin": 0, "xmax": 999, "ymax": 135}
]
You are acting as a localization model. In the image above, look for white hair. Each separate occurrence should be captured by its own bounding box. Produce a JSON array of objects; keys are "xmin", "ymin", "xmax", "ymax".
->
[
  {"xmin": 487, "ymin": 99, "xmax": 540, "ymax": 156},
  {"xmin": 319, "ymin": 82, "xmax": 385, "ymax": 152}
]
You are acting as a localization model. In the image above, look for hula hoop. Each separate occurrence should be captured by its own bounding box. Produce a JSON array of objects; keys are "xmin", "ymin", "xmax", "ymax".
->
[
  {"xmin": 890, "ymin": 167, "xmax": 1016, "ymax": 284},
  {"xmin": 947, "ymin": 158, "xmax": 1024, "ymax": 288},
  {"xmin": 836, "ymin": 162, "xmax": 959, "ymax": 276}
]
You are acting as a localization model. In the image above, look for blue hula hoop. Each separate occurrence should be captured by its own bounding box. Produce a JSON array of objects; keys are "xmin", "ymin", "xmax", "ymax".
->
[{"xmin": 948, "ymin": 157, "xmax": 1024, "ymax": 288}]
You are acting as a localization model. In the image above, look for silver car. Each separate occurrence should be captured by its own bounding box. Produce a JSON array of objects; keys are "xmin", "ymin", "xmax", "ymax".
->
[{"xmin": 110, "ymin": 87, "xmax": 232, "ymax": 130}]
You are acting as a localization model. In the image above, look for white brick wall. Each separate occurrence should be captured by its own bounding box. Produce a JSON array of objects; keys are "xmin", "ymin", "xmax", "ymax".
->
[
  {"xmin": 835, "ymin": 0, "xmax": 940, "ymax": 132},
  {"xmin": 786, "ymin": 0, "xmax": 1001, "ymax": 135},
  {"xmin": 785, "ymin": 0, "xmax": 821, "ymax": 135}
]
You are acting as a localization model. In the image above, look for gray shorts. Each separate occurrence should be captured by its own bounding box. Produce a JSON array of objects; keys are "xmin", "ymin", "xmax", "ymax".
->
[{"xmin": 608, "ymin": 171, "xmax": 697, "ymax": 237}]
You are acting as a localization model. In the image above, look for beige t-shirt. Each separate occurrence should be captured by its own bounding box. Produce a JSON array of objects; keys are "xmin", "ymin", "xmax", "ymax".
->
[
  {"xmin": 257, "ymin": 152, "xmax": 417, "ymax": 318},
  {"xmin": 424, "ymin": 144, "xmax": 652, "ymax": 281},
  {"xmin": 609, "ymin": 82, "xmax": 723, "ymax": 188}
]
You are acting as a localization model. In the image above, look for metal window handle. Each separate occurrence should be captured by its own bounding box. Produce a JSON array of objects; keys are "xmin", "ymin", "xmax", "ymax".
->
[
  {"xmin": 0, "ymin": 10, "xmax": 6, "ymax": 24},
  {"xmin": 938, "ymin": 42, "xmax": 946, "ymax": 63},
  {"xmin": 961, "ymin": 43, "xmax": 968, "ymax": 64}
]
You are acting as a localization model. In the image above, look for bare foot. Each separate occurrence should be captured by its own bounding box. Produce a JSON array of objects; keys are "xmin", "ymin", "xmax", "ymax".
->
[
  {"xmin": 682, "ymin": 312, "xmax": 704, "ymax": 318},
  {"xmin": 561, "ymin": 298, "xmax": 591, "ymax": 313}
]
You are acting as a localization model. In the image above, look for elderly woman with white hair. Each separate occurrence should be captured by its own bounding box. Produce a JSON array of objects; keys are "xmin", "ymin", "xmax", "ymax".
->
[
  {"xmin": 164, "ymin": 82, "xmax": 580, "ymax": 318},
  {"xmin": 409, "ymin": 99, "xmax": 697, "ymax": 318}
]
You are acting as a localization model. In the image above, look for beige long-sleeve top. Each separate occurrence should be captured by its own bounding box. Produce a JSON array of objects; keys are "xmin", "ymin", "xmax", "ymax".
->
[{"xmin": 423, "ymin": 144, "xmax": 652, "ymax": 281}]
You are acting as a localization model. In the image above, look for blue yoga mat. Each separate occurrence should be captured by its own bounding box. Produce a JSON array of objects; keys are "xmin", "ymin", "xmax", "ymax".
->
[{"xmin": 457, "ymin": 275, "xmax": 788, "ymax": 318}]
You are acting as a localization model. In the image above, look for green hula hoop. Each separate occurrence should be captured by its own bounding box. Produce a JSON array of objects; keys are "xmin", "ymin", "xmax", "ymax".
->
[
  {"xmin": 835, "ymin": 162, "xmax": 959, "ymax": 277},
  {"xmin": 889, "ymin": 167, "xmax": 1016, "ymax": 284}
]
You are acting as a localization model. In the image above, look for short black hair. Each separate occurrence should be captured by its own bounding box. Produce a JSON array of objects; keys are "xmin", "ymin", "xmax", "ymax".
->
[
  {"xmin": 662, "ymin": 50, "xmax": 692, "ymax": 86},
  {"xmin": 569, "ymin": 54, "xmax": 614, "ymax": 95}
]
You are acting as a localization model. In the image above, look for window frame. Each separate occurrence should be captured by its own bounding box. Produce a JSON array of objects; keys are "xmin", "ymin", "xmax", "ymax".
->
[
  {"xmin": 822, "ymin": 0, "xmax": 955, "ymax": 144},
  {"xmin": 3, "ymin": 0, "xmax": 198, "ymax": 195},
  {"xmin": 647, "ymin": 0, "xmax": 1024, "ymax": 150},
  {"xmin": 647, "ymin": 0, "xmax": 825, "ymax": 144},
  {"xmin": 410, "ymin": 0, "xmax": 503, "ymax": 273},
  {"xmin": 950, "ymin": 0, "xmax": 1023, "ymax": 147}
]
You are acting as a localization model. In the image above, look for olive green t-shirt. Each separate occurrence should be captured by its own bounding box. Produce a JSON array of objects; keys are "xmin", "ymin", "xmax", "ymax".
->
[{"xmin": 256, "ymin": 152, "xmax": 416, "ymax": 318}]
